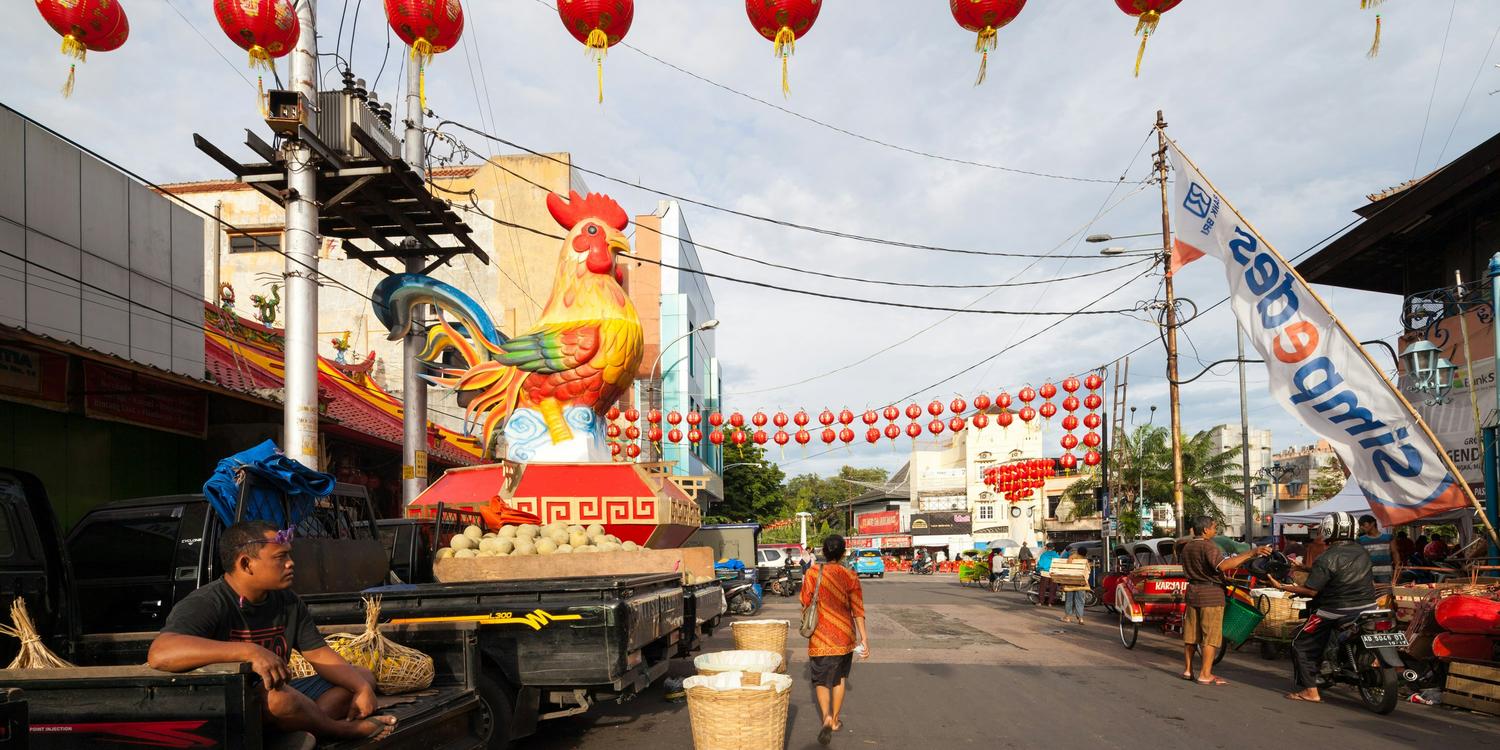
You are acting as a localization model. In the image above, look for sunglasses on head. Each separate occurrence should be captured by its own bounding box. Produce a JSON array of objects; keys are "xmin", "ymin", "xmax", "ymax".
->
[{"xmin": 248, "ymin": 527, "xmax": 295, "ymax": 546}]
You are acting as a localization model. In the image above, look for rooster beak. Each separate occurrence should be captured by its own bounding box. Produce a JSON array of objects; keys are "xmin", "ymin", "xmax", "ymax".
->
[{"xmin": 609, "ymin": 237, "xmax": 632, "ymax": 256}]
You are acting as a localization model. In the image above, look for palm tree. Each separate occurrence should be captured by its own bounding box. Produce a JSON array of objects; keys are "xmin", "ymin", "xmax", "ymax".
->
[{"xmin": 1062, "ymin": 425, "xmax": 1243, "ymax": 533}]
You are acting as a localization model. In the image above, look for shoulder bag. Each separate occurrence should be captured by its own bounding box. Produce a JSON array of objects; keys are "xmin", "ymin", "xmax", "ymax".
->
[{"xmin": 800, "ymin": 564, "xmax": 826, "ymax": 638}]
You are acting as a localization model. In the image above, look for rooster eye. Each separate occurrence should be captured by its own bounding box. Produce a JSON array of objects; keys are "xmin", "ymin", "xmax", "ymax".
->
[{"xmin": 587, "ymin": 225, "xmax": 598, "ymax": 235}]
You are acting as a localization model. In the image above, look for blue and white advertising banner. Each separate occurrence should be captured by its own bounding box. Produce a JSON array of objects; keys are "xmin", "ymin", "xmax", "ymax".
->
[{"xmin": 1168, "ymin": 141, "xmax": 1470, "ymax": 527}]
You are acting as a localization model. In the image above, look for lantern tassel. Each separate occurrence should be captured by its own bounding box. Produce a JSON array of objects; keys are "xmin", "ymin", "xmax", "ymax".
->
[
  {"xmin": 1360, "ymin": 0, "xmax": 1385, "ymax": 8},
  {"xmin": 1367, "ymin": 14, "xmax": 1382, "ymax": 58},
  {"xmin": 586, "ymin": 28, "xmax": 609, "ymax": 104},
  {"xmin": 410, "ymin": 38, "xmax": 434, "ymax": 64},
  {"xmin": 419, "ymin": 57, "xmax": 428, "ymax": 112},
  {"xmin": 974, "ymin": 27, "xmax": 998, "ymax": 86},
  {"xmin": 1132, "ymin": 10, "xmax": 1161, "ymax": 78},
  {"xmin": 247, "ymin": 45, "xmax": 273, "ymax": 71},
  {"xmin": 60, "ymin": 35, "xmax": 87, "ymax": 61},
  {"xmin": 774, "ymin": 26, "xmax": 796, "ymax": 97},
  {"xmin": 61, "ymin": 63, "xmax": 76, "ymax": 98}
]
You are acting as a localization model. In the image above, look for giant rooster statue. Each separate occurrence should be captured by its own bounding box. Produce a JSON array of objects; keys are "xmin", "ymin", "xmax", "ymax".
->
[{"xmin": 373, "ymin": 191, "xmax": 643, "ymax": 462}]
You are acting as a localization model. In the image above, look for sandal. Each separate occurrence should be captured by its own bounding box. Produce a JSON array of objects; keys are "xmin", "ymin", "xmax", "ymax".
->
[
  {"xmin": 818, "ymin": 724, "xmax": 833, "ymax": 745},
  {"xmin": 1179, "ymin": 671, "xmax": 1194, "ymax": 681},
  {"xmin": 1195, "ymin": 677, "xmax": 1229, "ymax": 686},
  {"xmin": 1284, "ymin": 692, "xmax": 1321, "ymax": 703}
]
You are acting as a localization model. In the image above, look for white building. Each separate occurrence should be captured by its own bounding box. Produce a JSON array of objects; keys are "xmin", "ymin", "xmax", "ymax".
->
[
  {"xmin": 1205, "ymin": 423, "xmax": 1273, "ymax": 537},
  {"xmin": 906, "ymin": 410, "xmax": 1045, "ymax": 556}
]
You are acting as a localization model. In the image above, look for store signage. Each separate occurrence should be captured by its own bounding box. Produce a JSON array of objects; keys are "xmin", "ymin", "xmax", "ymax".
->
[
  {"xmin": 0, "ymin": 344, "xmax": 67, "ymax": 409},
  {"xmin": 909, "ymin": 512, "xmax": 972, "ymax": 534},
  {"xmin": 856, "ymin": 510, "xmax": 900, "ymax": 535},
  {"xmin": 83, "ymin": 362, "xmax": 208, "ymax": 438},
  {"xmin": 847, "ymin": 535, "xmax": 912, "ymax": 549},
  {"xmin": 917, "ymin": 493, "xmax": 967, "ymax": 512}
]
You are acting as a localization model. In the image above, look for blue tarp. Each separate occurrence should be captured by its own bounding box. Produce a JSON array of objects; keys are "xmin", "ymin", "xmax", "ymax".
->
[{"xmin": 202, "ymin": 440, "xmax": 336, "ymax": 528}]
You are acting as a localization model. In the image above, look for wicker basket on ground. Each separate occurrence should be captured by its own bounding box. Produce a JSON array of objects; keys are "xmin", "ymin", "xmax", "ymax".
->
[
  {"xmin": 684, "ymin": 671, "xmax": 792, "ymax": 750},
  {"xmin": 694, "ymin": 650, "xmax": 783, "ymax": 676},
  {"xmin": 731, "ymin": 620, "xmax": 788, "ymax": 672}
]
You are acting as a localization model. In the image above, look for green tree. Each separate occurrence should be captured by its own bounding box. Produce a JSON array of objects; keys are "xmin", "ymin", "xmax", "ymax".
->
[
  {"xmin": 709, "ymin": 429, "xmax": 787, "ymax": 524},
  {"xmin": 1309, "ymin": 455, "xmax": 1347, "ymax": 504},
  {"xmin": 783, "ymin": 466, "xmax": 889, "ymax": 532},
  {"xmin": 1061, "ymin": 425, "xmax": 1242, "ymax": 531}
]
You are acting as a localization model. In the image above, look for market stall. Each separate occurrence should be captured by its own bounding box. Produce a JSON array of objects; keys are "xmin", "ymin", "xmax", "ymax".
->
[{"xmin": 1272, "ymin": 478, "xmax": 1475, "ymax": 541}]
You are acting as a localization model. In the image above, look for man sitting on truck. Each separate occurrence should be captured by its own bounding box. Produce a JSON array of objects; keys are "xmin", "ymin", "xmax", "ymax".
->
[{"xmin": 147, "ymin": 520, "xmax": 397, "ymax": 741}]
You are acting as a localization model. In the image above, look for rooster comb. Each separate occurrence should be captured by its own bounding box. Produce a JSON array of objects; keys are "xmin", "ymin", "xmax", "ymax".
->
[{"xmin": 547, "ymin": 191, "xmax": 628, "ymax": 232}]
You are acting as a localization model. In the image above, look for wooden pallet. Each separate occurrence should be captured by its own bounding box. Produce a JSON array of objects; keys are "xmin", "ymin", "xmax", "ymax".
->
[{"xmin": 1444, "ymin": 660, "xmax": 1500, "ymax": 716}]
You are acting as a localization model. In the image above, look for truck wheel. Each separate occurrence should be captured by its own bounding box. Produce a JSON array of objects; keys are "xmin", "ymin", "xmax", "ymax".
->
[{"xmin": 474, "ymin": 673, "xmax": 516, "ymax": 749}]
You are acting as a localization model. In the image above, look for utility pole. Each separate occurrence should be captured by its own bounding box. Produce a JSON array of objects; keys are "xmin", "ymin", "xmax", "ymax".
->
[
  {"xmin": 402, "ymin": 59, "xmax": 430, "ymax": 504},
  {"xmin": 1237, "ymin": 325, "xmax": 1254, "ymax": 541},
  {"xmin": 1156, "ymin": 110, "xmax": 1186, "ymax": 533},
  {"xmin": 283, "ymin": 0, "xmax": 320, "ymax": 469}
]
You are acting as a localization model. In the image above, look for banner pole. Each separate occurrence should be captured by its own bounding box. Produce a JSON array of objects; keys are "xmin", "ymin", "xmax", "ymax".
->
[{"xmin": 1165, "ymin": 136, "xmax": 1500, "ymax": 549}]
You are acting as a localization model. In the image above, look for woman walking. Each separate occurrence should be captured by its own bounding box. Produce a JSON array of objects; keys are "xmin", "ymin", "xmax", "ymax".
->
[{"xmin": 800, "ymin": 535, "xmax": 869, "ymax": 745}]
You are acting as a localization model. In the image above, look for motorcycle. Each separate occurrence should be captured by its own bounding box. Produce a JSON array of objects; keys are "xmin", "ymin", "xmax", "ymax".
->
[
  {"xmin": 911, "ymin": 558, "xmax": 935, "ymax": 575},
  {"xmin": 766, "ymin": 566, "xmax": 802, "ymax": 597},
  {"xmin": 1302, "ymin": 607, "xmax": 1407, "ymax": 715},
  {"xmin": 725, "ymin": 573, "xmax": 764, "ymax": 616}
]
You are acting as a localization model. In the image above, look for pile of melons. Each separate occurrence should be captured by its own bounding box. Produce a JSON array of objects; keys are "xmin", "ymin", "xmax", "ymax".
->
[{"xmin": 437, "ymin": 522, "xmax": 641, "ymax": 558}]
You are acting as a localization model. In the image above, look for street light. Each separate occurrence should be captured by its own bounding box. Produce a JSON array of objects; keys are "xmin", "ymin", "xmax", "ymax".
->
[
  {"xmin": 646, "ymin": 319, "xmax": 720, "ymax": 460},
  {"xmin": 1087, "ymin": 232, "xmax": 1158, "ymax": 243},
  {"xmin": 1256, "ymin": 462, "xmax": 1293, "ymax": 534},
  {"xmin": 1399, "ymin": 340, "xmax": 1457, "ymax": 406},
  {"xmin": 1099, "ymin": 246, "xmax": 1129, "ymax": 256}
]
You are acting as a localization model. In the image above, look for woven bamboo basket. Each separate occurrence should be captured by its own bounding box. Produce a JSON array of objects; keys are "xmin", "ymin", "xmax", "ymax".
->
[
  {"xmin": 286, "ymin": 596, "xmax": 434, "ymax": 694},
  {"xmin": 731, "ymin": 620, "xmax": 788, "ymax": 673},
  {"xmin": 1253, "ymin": 593, "xmax": 1304, "ymax": 638},
  {"xmin": 684, "ymin": 671, "xmax": 792, "ymax": 750},
  {"xmin": 694, "ymin": 650, "xmax": 783, "ymax": 676}
]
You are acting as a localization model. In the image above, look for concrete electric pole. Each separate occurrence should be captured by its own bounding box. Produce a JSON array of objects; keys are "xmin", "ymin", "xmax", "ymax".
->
[
  {"xmin": 283, "ymin": 0, "xmax": 321, "ymax": 469},
  {"xmin": 402, "ymin": 59, "xmax": 430, "ymax": 504}
]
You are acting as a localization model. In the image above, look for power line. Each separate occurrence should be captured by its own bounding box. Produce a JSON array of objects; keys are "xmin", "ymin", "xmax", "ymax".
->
[
  {"xmin": 163, "ymin": 0, "xmax": 257, "ymax": 90},
  {"xmin": 1413, "ymin": 0, "xmax": 1459, "ymax": 178},
  {"xmin": 524, "ymin": 0, "xmax": 1126, "ymax": 185},
  {"xmin": 437, "ymin": 119, "xmax": 1152, "ymax": 260},
  {"xmin": 1435, "ymin": 20, "xmax": 1500, "ymax": 165}
]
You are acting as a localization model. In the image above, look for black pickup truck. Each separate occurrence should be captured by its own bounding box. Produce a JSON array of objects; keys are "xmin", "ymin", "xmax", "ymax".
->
[{"xmin": 0, "ymin": 467, "xmax": 724, "ymax": 748}]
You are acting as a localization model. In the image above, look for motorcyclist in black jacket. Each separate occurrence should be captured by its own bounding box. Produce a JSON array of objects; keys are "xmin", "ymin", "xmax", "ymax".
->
[{"xmin": 1270, "ymin": 510, "xmax": 1377, "ymax": 703}]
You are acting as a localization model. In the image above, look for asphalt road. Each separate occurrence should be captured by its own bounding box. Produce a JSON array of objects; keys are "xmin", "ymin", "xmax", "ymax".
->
[{"xmin": 524, "ymin": 574, "xmax": 1499, "ymax": 749}]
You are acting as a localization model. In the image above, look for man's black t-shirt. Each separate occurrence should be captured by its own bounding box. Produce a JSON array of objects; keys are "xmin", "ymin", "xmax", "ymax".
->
[
  {"xmin": 1303, "ymin": 542, "xmax": 1377, "ymax": 611},
  {"xmin": 161, "ymin": 579, "xmax": 326, "ymax": 660}
]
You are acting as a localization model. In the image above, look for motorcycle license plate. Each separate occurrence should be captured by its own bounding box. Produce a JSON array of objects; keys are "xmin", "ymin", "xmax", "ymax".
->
[{"xmin": 1359, "ymin": 632, "xmax": 1408, "ymax": 648}]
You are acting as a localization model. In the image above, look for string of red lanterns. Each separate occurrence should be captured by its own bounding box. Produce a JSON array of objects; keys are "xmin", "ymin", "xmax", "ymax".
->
[
  {"xmin": 556, "ymin": 0, "xmax": 634, "ymax": 102},
  {"xmin": 948, "ymin": 0, "xmax": 1028, "ymax": 85},
  {"xmin": 745, "ymin": 0, "xmax": 821, "ymax": 97},
  {"xmin": 383, "ymin": 0, "xmax": 465, "ymax": 110},
  {"xmin": 34, "ymin": 0, "xmax": 130, "ymax": 97}
]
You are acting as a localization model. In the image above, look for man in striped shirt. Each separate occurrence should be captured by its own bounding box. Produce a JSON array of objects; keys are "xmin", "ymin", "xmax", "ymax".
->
[{"xmin": 1356, "ymin": 515, "xmax": 1393, "ymax": 583}]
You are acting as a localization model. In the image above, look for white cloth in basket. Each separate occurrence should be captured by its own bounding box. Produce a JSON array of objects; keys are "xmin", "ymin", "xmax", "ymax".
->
[
  {"xmin": 731, "ymin": 619, "xmax": 790, "ymax": 627},
  {"xmin": 694, "ymin": 650, "xmax": 783, "ymax": 674},
  {"xmin": 683, "ymin": 671, "xmax": 793, "ymax": 693}
]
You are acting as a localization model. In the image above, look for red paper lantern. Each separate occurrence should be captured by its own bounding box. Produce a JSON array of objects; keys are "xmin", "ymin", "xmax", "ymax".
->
[
  {"xmin": 839, "ymin": 427, "xmax": 856, "ymax": 444},
  {"xmin": 1061, "ymin": 414, "xmax": 1080, "ymax": 431},
  {"xmin": 794, "ymin": 410, "xmax": 811, "ymax": 427},
  {"xmin": 625, "ymin": 443, "xmax": 641, "ymax": 458},
  {"xmin": 1084, "ymin": 450, "xmax": 1103, "ymax": 467},
  {"xmin": 1061, "ymin": 434, "xmax": 1079, "ymax": 450},
  {"xmin": 1059, "ymin": 453, "xmax": 1077, "ymax": 470},
  {"xmin": 862, "ymin": 410, "xmax": 879, "ymax": 425},
  {"xmin": 606, "ymin": 405, "xmax": 621, "ymax": 421},
  {"xmin": 606, "ymin": 423, "xmax": 622, "ymax": 438},
  {"xmin": 610, "ymin": 443, "xmax": 622, "ymax": 456},
  {"xmin": 1018, "ymin": 406, "xmax": 1036, "ymax": 422},
  {"xmin": 1084, "ymin": 413, "xmax": 1103, "ymax": 430},
  {"xmin": 866, "ymin": 428, "xmax": 882, "ymax": 444},
  {"xmin": 927, "ymin": 400, "xmax": 945, "ymax": 417},
  {"xmin": 710, "ymin": 430, "xmax": 725, "ymax": 446},
  {"xmin": 1018, "ymin": 386, "xmax": 1036, "ymax": 404},
  {"xmin": 753, "ymin": 430, "xmax": 769, "ymax": 445},
  {"xmin": 821, "ymin": 428, "xmax": 837, "ymax": 444},
  {"xmin": 647, "ymin": 408, "xmax": 661, "ymax": 423},
  {"xmin": 752, "ymin": 411, "xmax": 768, "ymax": 427},
  {"xmin": 818, "ymin": 409, "xmax": 835, "ymax": 426},
  {"xmin": 838, "ymin": 408, "xmax": 855, "ymax": 425},
  {"xmin": 1039, "ymin": 382, "xmax": 1057, "ymax": 400},
  {"xmin": 667, "ymin": 410, "xmax": 682, "ymax": 425},
  {"xmin": 1084, "ymin": 373, "xmax": 1105, "ymax": 391},
  {"xmin": 996, "ymin": 392, "xmax": 1012, "ymax": 409},
  {"xmin": 1038, "ymin": 402, "xmax": 1057, "ymax": 420},
  {"xmin": 557, "ymin": 0, "xmax": 635, "ymax": 101},
  {"xmin": 623, "ymin": 407, "xmax": 639, "ymax": 422},
  {"xmin": 708, "ymin": 412, "xmax": 724, "ymax": 427},
  {"xmin": 948, "ymin": 416, "xmax": 966, "ymax": 433},
  {"xmin": 906, "ymin": 404, "xmax": 923, "ymax": 420},
  {"xmin": 688, "ymin": 428, "xmax": 703, "ymax": 443},
  {"xmin": 732, "ymin": 430, "xmax": 748, "ymax": 445},
  {"xmin": 35, "ymin": 0, "xmax": 129, "ymax": 97},
  {"xmin": 774, "ymin": 411, "xmax": 790, "ymax": 427},
  {"xmin": 906, "ymin": 423, "xmax": 923, "ymax": 439},
  {"xmin": 950, "ymin": 397, "xmax": 968, "ymax": 415},
  {"xmin": 1062, "ymin": 396, "xmax": 1081, "ymax": 413},
  {"xmin": 745, "ymin": 0, "xmax": 821, "ymax": 95},
  {"xmin": 795, "ymin": 429, "xmax": 812, "ymax": 445},
  {"xmin": 729, "ymin": 412, "xmax": 745, "ymax": 428},
  {"xmin": 687, "ymin": 410, "xmax": 703, "ymax": 426},
  {"xmin": 996, "ymin": 411, "xmax": 1014, "ymax": 428},
  {"xmin": 624, "ymin": 425, "xmax": 640, "ymax": 440},
  {"xmin": 212, "ymin": 0, "xmax": 295, "ymax": 68},
  {"xmin": 973, "ymin": 393, "xmax": 992, "ymax": 411},
  {"xmin": 971, "ymin": 413, "xmax": 990, "ymax": 429},
  {"xmin": 774, "ymin": 430, "xmax": 790, "ymax": 446},
  {"xmin": 949, "ymin": 0, "xmax": 1027, "ymax": 85},
  {"xmin": 668, "ymin": 428, "xmax": 683, "ymax": 443},
  {"xmin": 1062, "ymin": 376, "xmax": 1081, "ymax": 394},
  {"xmin": 885, "ymin": 424, "xmax": 902, "ymax": 440},
  {"xmin": 928, "ymin": 419, "xmax": 945, "ymax": 435},
  {"xmin": 648, "ymin": 426, "xmax": 663, "ymax": 442},
  {"xmin": 384, "ymin": 0, "xmax": 464, "ymax": 108},
  {"xmin": 883, "ymin": 406, "xmax": 901, "ymax": 422},
  {"xmin": 1084, "ymin": 394, "xmax": 1104, "ymax": 411},
  {"xmin": 1083, "ymin": 432, "xmax": 1102, "ymax": 448},
  {"xmin": 1115, "ymin": 0, "xmax": 1181, "ymax": 77}
]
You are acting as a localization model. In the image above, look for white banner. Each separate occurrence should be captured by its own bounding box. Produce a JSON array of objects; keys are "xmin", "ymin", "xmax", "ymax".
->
[{"xmin": 1169, "ymin": 142, "xmax": 1470, "ymax": 527}]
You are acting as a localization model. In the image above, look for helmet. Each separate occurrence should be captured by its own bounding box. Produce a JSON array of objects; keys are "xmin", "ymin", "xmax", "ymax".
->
[{"xmin": 1320, "ymin": 511, "xmax": 1358, "ymax": 542}]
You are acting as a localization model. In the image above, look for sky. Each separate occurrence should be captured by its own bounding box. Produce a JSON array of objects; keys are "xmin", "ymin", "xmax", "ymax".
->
[{"xmin": 6, "ymin": 1, "xmax": 1500, "ymax": 481}]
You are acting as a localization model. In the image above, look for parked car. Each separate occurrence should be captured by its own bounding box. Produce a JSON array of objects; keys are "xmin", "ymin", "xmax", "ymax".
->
[{"xmin": 851, "ymin": 548, "xmax": 886, "ymax": 578}]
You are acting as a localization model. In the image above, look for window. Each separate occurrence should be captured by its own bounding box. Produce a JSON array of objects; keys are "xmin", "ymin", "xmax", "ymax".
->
[
  {"xmin": 229, "ymin": 231, "xmax": 283, "ymax": 254},
  {"xmin": 978, "ymin": 504, "xmax": 995, "ymax": 522},
  {"xmin": 68, "ymin": 509, "xmax": 182, "ymax": 580}
]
